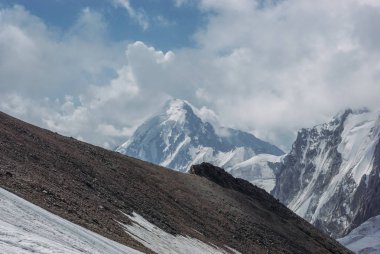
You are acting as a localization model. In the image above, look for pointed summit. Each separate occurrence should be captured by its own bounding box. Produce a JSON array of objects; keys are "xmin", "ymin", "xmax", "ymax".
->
[
  {"xmin": 162, "ymin": 98, "xmax": 192, "ymax": 112},
  {"xmin": 159, "ymin": 99, "xmax": 197, "ymax": 124},
  {"xmin": 116, "ymin": 99, "xmax": 284, "ymax": 191}
]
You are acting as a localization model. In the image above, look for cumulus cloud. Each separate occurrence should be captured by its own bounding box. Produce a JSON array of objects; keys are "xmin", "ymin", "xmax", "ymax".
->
[
  {"xmin": 0, "ymin": 5, "xmax": 141, "ymax": 148},
  {"xmin": 2, "ymin": 1, "xmax": 380, "ymax": 151},
  {"xmin": 0, "ymin": 5, "xmax": 124, "ymax": 98}
]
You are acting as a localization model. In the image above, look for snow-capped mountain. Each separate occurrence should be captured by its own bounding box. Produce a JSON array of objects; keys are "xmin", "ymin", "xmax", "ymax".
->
[
  {"xmin": 272, "ymin": 109, "xmax": 380, "ymax": 238},
  {"xmin": 116, "ymin": 99, "xmax": 284, "ymax": 191},
  {"xmin": 228, "ymin": 154, "xmax": 283, "ymax": 192}
]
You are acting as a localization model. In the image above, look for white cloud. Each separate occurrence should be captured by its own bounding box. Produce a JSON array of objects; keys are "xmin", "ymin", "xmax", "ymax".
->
[
  {"xmin": 112, "ymin": 0, "xmax": 149, "ymax": 30},
  {"xmin": 0, "ymin": 5, "xmax": 137, "ymax": 147},
  {"xmin": 96, "ymin": 124, "xmax": 136, "ymax": 137},
  {"xmin": 67, "ymin": 7, "xmax": 107, "ymax": 40},
  {"xmin": 0, "ymin": 5, "xmax": 125, "ymax": 98}
]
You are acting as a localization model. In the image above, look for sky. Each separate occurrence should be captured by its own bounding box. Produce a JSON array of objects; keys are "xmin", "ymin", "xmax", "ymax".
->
[{"xmin": 1, "ymin": 0, "xmax": 380, "ymax": 151}]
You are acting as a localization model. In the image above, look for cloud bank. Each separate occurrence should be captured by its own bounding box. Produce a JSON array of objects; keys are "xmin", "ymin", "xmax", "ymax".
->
[{"xmin": 1, "ymin": 0, "xmax": 380, "ymax": 150}]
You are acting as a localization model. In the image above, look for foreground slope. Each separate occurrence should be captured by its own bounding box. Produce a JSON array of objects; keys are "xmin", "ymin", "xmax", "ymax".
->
[
  {"xmin": 0, "ymin": 111, "xmax": 350, "ymax": 253},
  {"xmin": 117, "ymin": 99, "xmax": 283, "ymax": 191},
  {"xmin": 272, "ymin": 109, "xmax": 380, "ymax": 238}
]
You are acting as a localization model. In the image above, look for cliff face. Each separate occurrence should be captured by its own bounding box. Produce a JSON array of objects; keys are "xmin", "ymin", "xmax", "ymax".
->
[
  {"xmin": 349, "ymin": 138, "xmax": 380, "ymax": 234},
  {"xmin": 272, "ymin": 109, "xmax": 380, "ymax": 238},
  {"xmin": 0, "ymin": 111, "xmax": 351, "ymax": 254}
]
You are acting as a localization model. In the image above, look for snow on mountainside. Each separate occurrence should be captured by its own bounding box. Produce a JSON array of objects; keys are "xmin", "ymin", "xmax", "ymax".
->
[
  {"xmin": 338, "ymin": 215, "xmax": 380, "ymax": 254},
  {"xmin": 272, "ymin": 109, "xmax": 380, "ymax": 238},
  {"xmin": 119, "ymin": 212, "xmax": 241, "ymax": 254},
  {"xmin": 0, "ymin": 187, "xmax": 141, "ymax": 254},
  {"xmin": 116, "ymin": 99, "xmax": 284, "ymax": 191}
]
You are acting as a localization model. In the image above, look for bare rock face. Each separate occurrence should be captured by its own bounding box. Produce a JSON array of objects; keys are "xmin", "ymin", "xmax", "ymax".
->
[
  {"xmin": 272, "ymin": 109, "xmax": 380, "ymax": 238},
  {"xmin": 349, "ymin": 139, "xmax": 380, "ymax": 234},
  {"xmin": 0, "ymin": 111, "xmax": 351, "ymax": 254}
]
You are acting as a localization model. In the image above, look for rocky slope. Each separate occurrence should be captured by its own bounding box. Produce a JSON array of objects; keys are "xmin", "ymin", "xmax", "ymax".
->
[
  {"xmin": 272, "ymin": 109, "xmax": 380, "ymax": 238},
  {"xmin": 0, "ymin": 111, "xmax": 351, "ymax": 254},
  {"xmin": 116, "ymin": 99, "xmax": 283, "ymax": 191}
]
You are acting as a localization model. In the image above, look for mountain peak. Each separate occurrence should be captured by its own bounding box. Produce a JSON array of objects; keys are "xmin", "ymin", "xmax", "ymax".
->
[
  {"xmin": 117, "ymin": 98, "xmax": 284, "ymax": 177},
  {"xmin": 164, "ymin": 98, "xmax": 192, "ymax": 109},
  {"xmin": 161, "ymin": 99, "xmax": 196, "ymax": 123}
]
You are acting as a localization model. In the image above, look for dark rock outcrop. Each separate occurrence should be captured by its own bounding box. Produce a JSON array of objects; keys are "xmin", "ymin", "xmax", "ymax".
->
[{"xmin": 190, "ymin": 162, "xmax": 282, "ymax": 204}]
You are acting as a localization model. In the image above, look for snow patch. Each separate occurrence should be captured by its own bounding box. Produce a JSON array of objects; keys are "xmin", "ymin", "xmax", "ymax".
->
[
  {"xmin": 164, "ymin": 99, "xmax": 188, "ymax": 124},
  {"xmin": 0, "ymin": 188, "xmax": 141, "ymax": 254},
  {"xmin": 118, "ymin": 211, "xmax": 241, "ymax": 254}
]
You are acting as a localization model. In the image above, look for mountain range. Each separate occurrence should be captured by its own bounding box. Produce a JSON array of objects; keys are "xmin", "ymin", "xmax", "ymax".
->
[
  {"xmin": 0, "ymin": 111, "xmax": 350, "ymax": 253},
  {"xmin": 116, "ymin": 100, "xmax": 380, "ymax": 253}
]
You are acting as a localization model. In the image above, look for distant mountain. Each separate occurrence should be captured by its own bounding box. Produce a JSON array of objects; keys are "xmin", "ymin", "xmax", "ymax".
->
[
  {"xmin": 272, "ymin": 109, "xmax": 380, "ymax": 239},
  {"xmin": 116, "ymin": 99, "xmax": 284, "ymax": 191},
  {"xmin": 0, "ymin": 111, "xmax": 351, "ymax": 254},
  {"xmin": 228, "ymin": 153, "xmax": 283, "ymax": 192}
]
